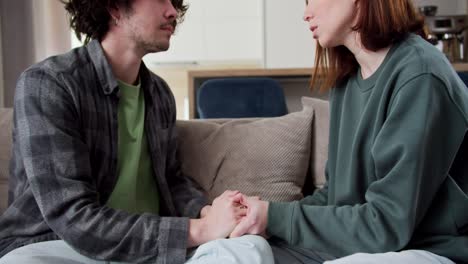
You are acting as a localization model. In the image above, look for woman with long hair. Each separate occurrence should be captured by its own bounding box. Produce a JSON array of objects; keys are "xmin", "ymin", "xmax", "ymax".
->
[{"xmin": 230, "ymin": 0, "xmax": 468, "ymax": 263}]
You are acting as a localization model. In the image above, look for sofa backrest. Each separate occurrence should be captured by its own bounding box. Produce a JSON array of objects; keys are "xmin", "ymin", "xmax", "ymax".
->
[
  {"xmin": 0, "ymin": 108, "xmax": 13, "ymax": 214},
  {"xmin": 0, "ymin": 98, "xmax": 329, "ymax": 214}
]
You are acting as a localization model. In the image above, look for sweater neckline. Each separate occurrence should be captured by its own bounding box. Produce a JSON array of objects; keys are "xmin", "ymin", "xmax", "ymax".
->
[{"xmin": 355, "ymin": 44, "xmax": 398, "ymax": 92}]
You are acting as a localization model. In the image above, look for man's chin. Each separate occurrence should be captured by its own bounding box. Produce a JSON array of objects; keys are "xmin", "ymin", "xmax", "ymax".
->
[{"xmin": 145, "ymin": 43, "xmax": 170, "ymax": 54}]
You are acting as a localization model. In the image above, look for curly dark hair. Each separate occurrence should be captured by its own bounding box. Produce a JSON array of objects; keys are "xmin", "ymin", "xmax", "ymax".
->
[{"xmin": 61, "ymin": 0, "xmax": 188, "ymax": 45}]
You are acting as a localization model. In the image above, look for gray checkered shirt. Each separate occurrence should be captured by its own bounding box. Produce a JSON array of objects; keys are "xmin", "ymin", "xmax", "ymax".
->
[{"xmin": 0, "ymin": 40, "xmax": 207, "ymax": 263}]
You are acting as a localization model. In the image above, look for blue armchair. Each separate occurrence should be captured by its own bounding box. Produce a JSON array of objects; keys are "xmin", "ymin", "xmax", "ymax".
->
[
  {"xmin": 197, "ymin": 77, "xmax": 288, "ymax": 119},
  {"xmin": 457, "ymin": 72, "xmax": 468, "ymax": 88}
]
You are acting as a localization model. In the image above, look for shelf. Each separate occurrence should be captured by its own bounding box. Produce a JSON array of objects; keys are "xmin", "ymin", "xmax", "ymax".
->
[{"xmin": 188, "ymin": 63, "xmax": 468, "ymax": 118}]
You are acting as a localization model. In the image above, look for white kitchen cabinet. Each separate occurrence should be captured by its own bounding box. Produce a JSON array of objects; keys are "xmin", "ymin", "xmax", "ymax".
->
[
  {"xmin": 413, "ymin": 0, "xmax": 467, "ymax": 15},
  {"xmin": 144, "ymin": 0, "xmax": 263, "ymax": 66}
]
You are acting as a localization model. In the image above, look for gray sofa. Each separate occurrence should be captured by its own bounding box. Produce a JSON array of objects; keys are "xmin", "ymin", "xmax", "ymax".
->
[{"xmin": 0, "ymin": 97, "xmax": 329, "ymax": 215}]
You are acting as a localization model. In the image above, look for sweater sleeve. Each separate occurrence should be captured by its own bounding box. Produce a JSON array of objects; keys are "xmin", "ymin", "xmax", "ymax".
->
[
  {"xmin": 299, "ymin": 183, "xmax": 328, "ymax": 205},
  {"xmin": 299, "ymin": 162, "xmax": 329, "ymax": 206},
  {"xmin": 267, "ymin": 74, "xmax": 467, "ymax": 256}
]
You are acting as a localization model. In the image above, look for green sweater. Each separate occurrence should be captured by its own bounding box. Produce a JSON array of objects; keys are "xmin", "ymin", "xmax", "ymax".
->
[{"xmin": 267, "ymin": 34, "xmax": 468, "ymax": 263}]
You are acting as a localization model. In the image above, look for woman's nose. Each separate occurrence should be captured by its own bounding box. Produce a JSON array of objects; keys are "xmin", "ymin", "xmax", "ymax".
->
[
  {"xmin": 303, "ymin": 2, "xmax": 313, "ymax": 22},
  {"xmin": 303, "ymin": 10, "xmax": 313, "ymax": 22}
]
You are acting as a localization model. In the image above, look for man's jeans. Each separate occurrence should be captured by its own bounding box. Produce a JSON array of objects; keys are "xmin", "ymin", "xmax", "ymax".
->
[{"xmin": 0, "ymin": 235, "xmax": 273, "ymax": 264}]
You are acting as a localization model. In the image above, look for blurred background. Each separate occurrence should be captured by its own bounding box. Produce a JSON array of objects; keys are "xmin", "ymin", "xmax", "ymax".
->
[{"xmin": 0, "ymin": 0, "xmax": 467, "ymax": 119}]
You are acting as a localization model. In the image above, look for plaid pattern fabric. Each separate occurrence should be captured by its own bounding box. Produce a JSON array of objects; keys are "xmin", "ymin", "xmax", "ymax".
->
[{"xmin": 0, "ymin": 40, "xmax": 207, "ymax": 263}]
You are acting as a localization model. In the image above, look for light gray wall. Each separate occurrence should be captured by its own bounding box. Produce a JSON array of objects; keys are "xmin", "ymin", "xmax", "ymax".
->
[
  {"xmin": 0, "ymin": 0, "xmax": 36, "ymax": 108},
  {"xmin": 0, "ymin": 12, "xmax": 4, "ymax": 108},
  {"xmin": 0, "ymin": 0, "xmax": 70, "ymax": 108},
  {"xmin": 263, "ymin": 0, "xmax": 316, "ymax": 68},
  {"xmin": 31, "ymin": 0, "xmax": 71, "ymax": 63}
]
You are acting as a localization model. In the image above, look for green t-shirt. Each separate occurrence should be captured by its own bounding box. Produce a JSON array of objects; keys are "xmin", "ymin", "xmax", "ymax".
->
[
  {"xmin": 267, "ymin": 34, "xmax": 468, "ymax": 262},
  {"xmin": 107, "ymin": 79, "xmax": 159, "ymax": 214}
]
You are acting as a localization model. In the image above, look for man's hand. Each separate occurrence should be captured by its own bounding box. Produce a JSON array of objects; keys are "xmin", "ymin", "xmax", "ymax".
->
[
  {"xmin": 200, "ymin": 205, "xmax": 211, "ymax": 218},
  {"xmin": 229, "ymin": 196, "xmax": 269, "ymax": 238},
  {"xmin": 188, "ymin": 190, "xmax": 246, "ymax": 247}
]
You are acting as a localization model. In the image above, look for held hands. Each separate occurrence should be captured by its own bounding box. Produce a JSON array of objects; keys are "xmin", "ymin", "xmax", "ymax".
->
[
  {"xmin": 230, "ymin": 195, "xmax": 269, "ymax": 238},
  {"xmin": 203, "ymin": 190, "xmax": 247, "ymax": 238},
  {"xmin": 188, "ymin": 190, "xmax": 247, "ymax": 247},
  {"xmin": 188, "ymin": 191, "xmax": 269, "ymax": 248}
]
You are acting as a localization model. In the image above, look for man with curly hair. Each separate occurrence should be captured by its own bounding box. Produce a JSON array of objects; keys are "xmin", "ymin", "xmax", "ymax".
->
[{"xmin": 0, "ymin": 0, "xmax": 273, "ymax": 263}]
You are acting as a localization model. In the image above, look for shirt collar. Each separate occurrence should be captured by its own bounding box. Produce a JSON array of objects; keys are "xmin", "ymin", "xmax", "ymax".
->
[
  {"xmin": 86, "ymin": 39, "xmax": 154, "ymax": 101},
  {"xmin": 86, "ymin": 39, "xmax": 119, "ymax": 95}
]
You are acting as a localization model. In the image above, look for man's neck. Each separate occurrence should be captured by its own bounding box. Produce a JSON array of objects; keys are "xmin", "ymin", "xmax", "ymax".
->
[{"xmin": 100, "ymin": 35, "xmax": 144, "ymax": 85}]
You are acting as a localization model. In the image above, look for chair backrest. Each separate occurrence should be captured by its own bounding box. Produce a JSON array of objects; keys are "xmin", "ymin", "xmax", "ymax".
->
[
  {"xmin": 457, "ymin": 72, "xmax": 468, "ymax": 88},
  {"xmin": 197, "ymin": 77, "xmax": 288, "ymax": 118}
]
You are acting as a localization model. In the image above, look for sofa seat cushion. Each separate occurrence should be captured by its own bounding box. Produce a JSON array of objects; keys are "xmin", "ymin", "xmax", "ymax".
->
[
  {"xmin": 0, "ymin": 108, "xmax": 13, "ymax": 214},
  {"xmin": 177, "ymin": 98, "xmax": 314, "ymax": 202}
]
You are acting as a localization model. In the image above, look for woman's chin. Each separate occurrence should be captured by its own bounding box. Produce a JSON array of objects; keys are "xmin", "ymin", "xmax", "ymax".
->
[
  {"xmin": 318, "ymin": 38, "xmax": 339, "ymax": 49},
  {"xmin": 317, "ymin": 39, "xmax": 330, "ymax": 48}
]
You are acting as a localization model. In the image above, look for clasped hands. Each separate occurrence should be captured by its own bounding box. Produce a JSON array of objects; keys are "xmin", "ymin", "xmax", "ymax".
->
[{"xmin": 200, "ymin": 190, "xmax": 269, "ymax": 240}]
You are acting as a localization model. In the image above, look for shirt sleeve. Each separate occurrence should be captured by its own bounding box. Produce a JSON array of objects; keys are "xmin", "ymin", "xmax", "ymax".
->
[
  {"xmin": 267, "ymin": 73, "xmax": 467, "ymax": 256},
  {"xmin": 14, "ymin": 68, "xmax": 189, "ymax": 264}
]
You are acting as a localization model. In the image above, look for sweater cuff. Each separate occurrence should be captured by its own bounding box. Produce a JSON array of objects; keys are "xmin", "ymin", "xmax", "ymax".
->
[{"xmin": 267, "ymin": 201, "xmax": 296, "ymax": 243}]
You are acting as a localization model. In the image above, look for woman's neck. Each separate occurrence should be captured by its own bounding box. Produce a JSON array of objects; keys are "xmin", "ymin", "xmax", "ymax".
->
[{"xmin": 345, "ymin": 32, "xmax": 391, "ymax": 80}]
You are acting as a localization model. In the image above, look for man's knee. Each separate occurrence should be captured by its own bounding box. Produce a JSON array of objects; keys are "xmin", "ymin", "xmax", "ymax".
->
[
  {"xmin": 187, "ymin": 235, "xmax": 273, "ymax": 264},
  {"xmin": 238, "ymin": 235, "xmax": 272, "ymax": 256},
  {"xmin": 224, "ymin": 235, "xmax": 273, "ymax": 264}
]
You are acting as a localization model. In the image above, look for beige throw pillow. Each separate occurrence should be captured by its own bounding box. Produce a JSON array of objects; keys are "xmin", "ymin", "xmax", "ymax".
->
[
  {"xmin": 0, "ymin": 108, "xmax": 13, "ymax": 181},
  {"xmin": 0, "ymin": 108, "xmax": 13, "ymax": 214},
  {"xmin": 177, "ymin": 100, "xmax": 314, "ymax": 202}
]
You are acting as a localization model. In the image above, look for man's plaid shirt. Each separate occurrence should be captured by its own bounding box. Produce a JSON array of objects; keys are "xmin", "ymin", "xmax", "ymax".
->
[{"xmin": 0, "ymin": 40, "xmax": 207, "ymax": 263}]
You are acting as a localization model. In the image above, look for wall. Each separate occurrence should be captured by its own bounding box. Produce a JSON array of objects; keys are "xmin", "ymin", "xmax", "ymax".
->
[
  {"xmin": 263, "ymin": 0, "xmax": 316, "ymax": 68},
  {"xmin": 0, "ymin": 0, "xmax": 70, "ymax": 108},
  {"xmin": 0, "ymin": 13, "xmax": 4, "ymax": 108},
  {"xmin": 31, "ymin": 1, "xmax": 71, "ymax": 63},
  {"xmin": 0, "ymin": 0, "xmax": 35, "ymax": 108},
  {"xmin": 144, "ymin": 0, "xmax": 263, "ymax": 65}
]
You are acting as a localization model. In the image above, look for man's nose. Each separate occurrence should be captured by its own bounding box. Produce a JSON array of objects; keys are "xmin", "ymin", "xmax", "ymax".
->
[{"xmin": 165, "ymin": 2, "xmax": 178, "ymax": 19}]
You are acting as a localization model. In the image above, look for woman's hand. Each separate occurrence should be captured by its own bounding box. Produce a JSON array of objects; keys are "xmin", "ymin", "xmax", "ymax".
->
[
  {"xmin": 188, "ymin": 190, "xmax": 246, "ymax": 247},
  {"xmin": 229, "ymin": 195, "xmax": 269, "ymax": 238}
]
